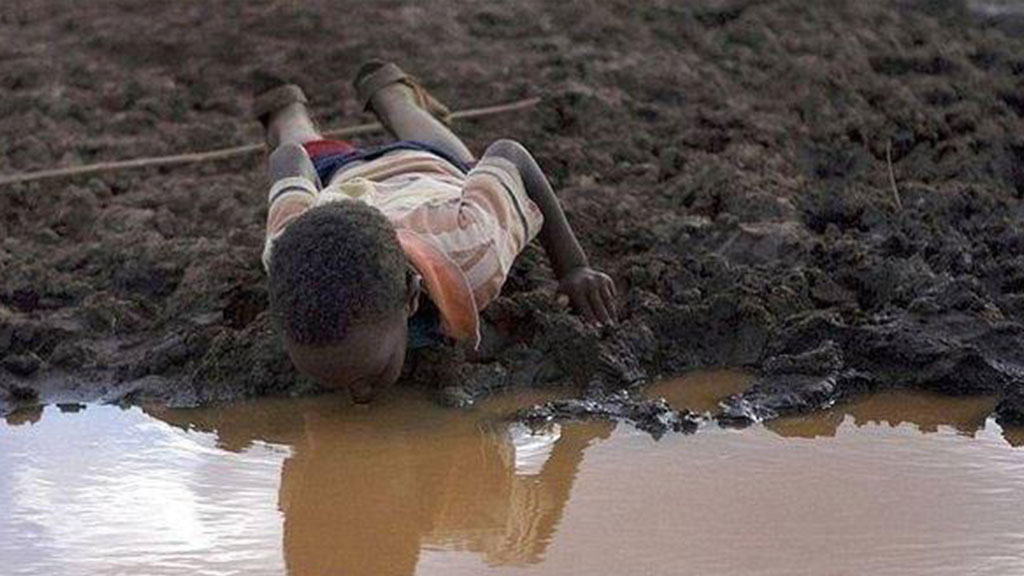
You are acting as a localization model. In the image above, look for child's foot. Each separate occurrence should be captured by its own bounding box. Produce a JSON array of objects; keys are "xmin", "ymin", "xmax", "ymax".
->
[
  {"xmin": 353, "ymin": 60, "xmax": 452, "ymax": 124},
  {"xmin": 252, "ymin": 77, "xmax": 320, "ymax": 148}
]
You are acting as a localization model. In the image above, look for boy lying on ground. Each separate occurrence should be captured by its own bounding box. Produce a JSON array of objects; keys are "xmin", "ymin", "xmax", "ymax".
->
[{"xmin": 256, "ymin": 61, "xmax": 616, "ymax": 403}]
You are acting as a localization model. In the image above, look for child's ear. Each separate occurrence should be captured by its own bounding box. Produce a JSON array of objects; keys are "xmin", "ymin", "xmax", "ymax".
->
[{"xmin": 405, "ymin": 270, "xmax": 422, "ymax": 317}]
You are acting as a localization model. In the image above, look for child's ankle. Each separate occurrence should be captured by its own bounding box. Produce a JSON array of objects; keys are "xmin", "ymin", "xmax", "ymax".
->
[
  {"xmin": 371, "ymin": 83, "xmax": 417, "ymax": 109},
  {"xmin": 267, "ymin": 102, "xmax": 316, "ymax": 147}
]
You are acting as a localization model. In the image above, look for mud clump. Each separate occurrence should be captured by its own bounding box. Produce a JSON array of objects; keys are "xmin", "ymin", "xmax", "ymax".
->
[
  {"xmin": 718, "ymin": 340, "xmax": 867, "ymax": 425},
  {"xmin": 2, "ymin": 1, "xmax": 1024, "ymax": 433},
  {"xmin": 996, "ymin": 388, "xmax": 1024, "ymax": 427},
  {"xmin": 518, "ymin": 390, "xmax": 703, "ymax": 438}
]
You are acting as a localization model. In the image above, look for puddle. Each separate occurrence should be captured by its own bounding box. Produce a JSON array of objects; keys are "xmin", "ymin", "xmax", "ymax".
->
[
  {"xmin": 646, "ymin": 368, "xmax": 753, "ymax": 413},
  {"xmin": 3, "ymin": 377, "xmax": 1024, "ymax": 576},
  {"xmin": 765, "ymin": 388, "xmax": 1001, "ymax": 439}
]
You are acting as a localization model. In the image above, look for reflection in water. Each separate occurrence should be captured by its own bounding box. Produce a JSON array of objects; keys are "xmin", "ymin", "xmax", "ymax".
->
[
  {"xmin": 148, "ymin": 389, "xmax": 610, "ymax": 576},
  {"xmin": 648, "ymin": 370, "xmax": 1018, "ymax": 446},
  {"xmin": 3, "ymin": 379, "xmax": 1024, "ymax": 576},
  {"xmin": 0, "ymin": 403, "xmax": 289, "ymax": 575},
  {"xmin": 4, "ymin": 404, "xmax": 44, "ymax": 427},
  {"xmin": 767, "ymin": 390, "xmax": 1000, "ymax": 439},
  {"xmin": 1004, "ymin": 425, "xmax": 1024, "ymax": 447}
]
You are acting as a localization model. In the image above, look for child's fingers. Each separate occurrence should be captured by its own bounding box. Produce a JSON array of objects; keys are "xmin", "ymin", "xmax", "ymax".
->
[
  {"xmin": 601, "ymin": 283, "xmax": 618, "ymax": 321},
  {"xmin": 589, "ymin": 289, "xmax": 613, "ymax": 325},
  {"xmin": 572, "ymin": 291, "xmax": 598, "ymax": 323}
]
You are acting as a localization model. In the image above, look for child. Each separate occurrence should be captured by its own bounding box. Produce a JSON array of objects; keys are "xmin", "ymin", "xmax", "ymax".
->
[{"xmin": 256, "ymin": 61, "xmax": 617, "ymax": 403}]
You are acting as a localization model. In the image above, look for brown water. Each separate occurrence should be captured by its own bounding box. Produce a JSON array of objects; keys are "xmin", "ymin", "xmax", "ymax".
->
[{"xmin": 2, "ymin": 373, "xmax": 1024, "ymax": 576}]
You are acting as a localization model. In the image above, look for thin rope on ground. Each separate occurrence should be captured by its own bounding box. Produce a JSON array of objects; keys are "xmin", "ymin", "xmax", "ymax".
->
[{"xmin": 0, "ymin": 97, "xmax": 542, "ymax": 188}]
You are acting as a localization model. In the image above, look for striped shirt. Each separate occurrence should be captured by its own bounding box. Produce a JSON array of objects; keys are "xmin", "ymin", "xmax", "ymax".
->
[{"xmin": 264, "ymin": 150, "xmax": 544, "ymax": 346}]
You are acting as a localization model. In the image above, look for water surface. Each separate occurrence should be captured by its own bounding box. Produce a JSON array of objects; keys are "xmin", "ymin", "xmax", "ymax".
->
[{"xmin": 2, "ymin": 374, "xmax": 1023, "ymax": 576}]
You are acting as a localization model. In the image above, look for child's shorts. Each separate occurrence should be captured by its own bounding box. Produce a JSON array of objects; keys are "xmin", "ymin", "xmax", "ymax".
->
[{"xmin": 302, "ymin": 139, "xmax": 472, "ymax": 186}]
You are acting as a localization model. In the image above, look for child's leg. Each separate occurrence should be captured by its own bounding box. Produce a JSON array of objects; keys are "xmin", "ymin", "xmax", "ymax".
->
[
  {"xmin": 268, "ymin": 141, "xmax": 320, "ymax": 187},
  {"xmin": 369, "ymin": 84, "xmax": 475, "ymax": 165},
  {"xmin": 265, "ymin": 102, "xmax": 323, "ymax": 186},
  {"xmin": 257, "ymin": 84, "xmax": 356, "ymax": 187},
  {"xmin": 266, "ymin": 102, "xmax": 321, "ymax": 149}
]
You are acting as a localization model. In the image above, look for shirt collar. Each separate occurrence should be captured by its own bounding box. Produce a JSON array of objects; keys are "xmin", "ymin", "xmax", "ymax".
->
[{"xmin": 396, "ymin": 229, "xmax": 481, "ymax": 349}]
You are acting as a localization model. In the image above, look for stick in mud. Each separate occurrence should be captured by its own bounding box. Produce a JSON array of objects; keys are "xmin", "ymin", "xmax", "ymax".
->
[
  {"xmin": 0, "ymin": 97, "xmax": 541, "ymax": 189},
  {"xmin": 886, "ymin": 138, "xmax": 903, "ymax": 211}
]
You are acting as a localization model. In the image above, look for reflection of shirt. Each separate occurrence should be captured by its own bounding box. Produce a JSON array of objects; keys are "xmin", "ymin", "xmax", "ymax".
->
[
  {"xmin": 505, "ymin": 422, "xmax": 562, "ymax": 476},
  {"xmin": 263, "ymin": 150, "xmax": 543, "ymax": 347}
]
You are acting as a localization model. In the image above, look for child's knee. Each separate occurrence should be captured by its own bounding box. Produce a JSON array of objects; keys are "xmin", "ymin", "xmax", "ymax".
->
[
  {"xmin": 270, "ymin": 142, "xmax": 310, "ymax": 165},
  {"xmin": 268, "ymin": 142, "xmax": 319, "ymax": 184}
]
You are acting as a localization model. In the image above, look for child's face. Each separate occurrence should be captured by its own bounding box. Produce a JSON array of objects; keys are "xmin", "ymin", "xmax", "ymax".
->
[{"xmin": 285, "ymin": 310, "xmax": 410, "ymax": 403}]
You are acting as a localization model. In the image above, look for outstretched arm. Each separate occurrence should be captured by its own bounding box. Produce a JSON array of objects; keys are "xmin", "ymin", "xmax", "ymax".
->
[{"xmin": 483, "ymin": 139, "xmax": 617, "ymax": 325}]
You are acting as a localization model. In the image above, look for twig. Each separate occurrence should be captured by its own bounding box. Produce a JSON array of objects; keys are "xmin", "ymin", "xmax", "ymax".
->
[
  {"xmin": 886, "ymin": 139, "xmax": 903, "ymax": 211},
  {"xmin": 0, "ymin": 97, "xmax": 542, "ymax": 188}
]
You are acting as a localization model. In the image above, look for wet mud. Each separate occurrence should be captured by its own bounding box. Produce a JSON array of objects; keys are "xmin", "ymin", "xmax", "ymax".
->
[{"xmin": 3, "ymin": 1, "xmax": 1024, "ymax": 431}]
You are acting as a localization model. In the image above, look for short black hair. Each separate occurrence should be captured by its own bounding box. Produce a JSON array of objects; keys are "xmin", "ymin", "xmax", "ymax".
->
[{"xmin": 268, "ymin": 201, "xmax": 407, "ymax": 346}]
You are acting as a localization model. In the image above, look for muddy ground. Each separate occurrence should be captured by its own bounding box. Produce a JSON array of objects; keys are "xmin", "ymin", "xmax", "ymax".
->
[{"xmin": 2, "ymin": 0, "xmax": 1024, "ymax": 432}]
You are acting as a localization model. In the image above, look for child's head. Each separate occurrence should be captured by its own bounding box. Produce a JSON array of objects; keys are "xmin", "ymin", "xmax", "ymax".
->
[{"xmin": 268, "ymin": 201, "xmax": 420, "ymax": 402}]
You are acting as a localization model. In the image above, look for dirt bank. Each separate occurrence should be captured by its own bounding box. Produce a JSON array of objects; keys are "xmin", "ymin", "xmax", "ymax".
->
[{"xmin": 2, "ymin": 0, "xmax": 1024, "ymax": 430}]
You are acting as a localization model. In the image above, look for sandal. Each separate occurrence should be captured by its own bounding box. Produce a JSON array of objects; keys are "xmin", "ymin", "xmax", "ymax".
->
[
  {"xmin": 253, "ymin": 83, "xmax": 309, "ymax": 129},
  {"xmin": 354, "ymin": 60, "xmax": 452, "ymax": 125}
]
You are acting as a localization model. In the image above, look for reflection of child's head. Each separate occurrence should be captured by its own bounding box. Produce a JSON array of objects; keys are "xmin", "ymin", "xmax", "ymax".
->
[{"xmin": 269, "ymin": 201, "xmax": 414, "ymax": 400}]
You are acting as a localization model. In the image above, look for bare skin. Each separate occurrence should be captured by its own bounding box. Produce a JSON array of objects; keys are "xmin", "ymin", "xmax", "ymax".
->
[
  {"xmin": 287, "ymin": 304, "xmax": 414, "ymax": 404},
  {"xmin": 264, "ymin": 78, "xmax": 616, "ymax": 402},
  {"xmin": 481, "ymin": 139, "xmax": 618, "ymax": 324}
]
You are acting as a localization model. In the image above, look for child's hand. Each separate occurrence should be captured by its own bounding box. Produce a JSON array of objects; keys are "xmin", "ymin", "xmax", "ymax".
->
[{"xmin": 557, "ymin": 267, "xmax": 618, "ymax": 326}]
